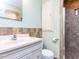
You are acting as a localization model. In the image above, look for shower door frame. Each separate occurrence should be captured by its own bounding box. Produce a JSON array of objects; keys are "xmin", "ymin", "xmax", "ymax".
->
[{"xmin": 60, "ymin": 0, "xmax": 65, "ymax": 59}]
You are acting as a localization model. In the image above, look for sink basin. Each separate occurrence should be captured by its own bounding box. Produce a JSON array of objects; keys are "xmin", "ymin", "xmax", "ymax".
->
[
  {"xmin": 0, "ymin": 37, "xmax": 32, "ymax": 48},
  {"xmin": 0, "ymin": 37, "xmax": 40, "ymax": 46},
  {"xmin": 0, "ymin": 40, "xmax": 16, "ymax": 47}
]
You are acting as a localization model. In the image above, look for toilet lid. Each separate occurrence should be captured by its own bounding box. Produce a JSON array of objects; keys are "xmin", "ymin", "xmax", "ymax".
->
[{"xmin": 42, "ymin": 49, "xmax": 54, "ymax": 57}]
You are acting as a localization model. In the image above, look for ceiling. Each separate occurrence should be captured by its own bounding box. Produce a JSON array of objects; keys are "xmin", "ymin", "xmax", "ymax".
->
[
  {"xmin": 64, "ymin": 0, "xmax": 79, "ymax": 2},
  {"xmin": 64, "ymin": 0, "xmax": 79, "ymax": 9}
]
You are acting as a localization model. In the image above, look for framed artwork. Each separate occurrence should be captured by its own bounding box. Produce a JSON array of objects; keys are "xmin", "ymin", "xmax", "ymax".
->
[{"xmin": 0, "ymin": 0, "xmax": 22, "ymax": 21}]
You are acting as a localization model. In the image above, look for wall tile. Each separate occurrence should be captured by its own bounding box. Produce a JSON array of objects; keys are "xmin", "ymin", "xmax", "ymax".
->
[
  {"xmin": 0, "ymin": 27, "xmax": 42, "ymax": 38},
  {"xmin": 65, "ymin": 8, "xmax": 79, "ymax": 59}
]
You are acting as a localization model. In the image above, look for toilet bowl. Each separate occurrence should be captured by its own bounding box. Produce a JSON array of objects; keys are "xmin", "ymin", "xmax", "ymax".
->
[{"xmin": 42, "ymin": 49, "xmax": 54, "ymax": 59}]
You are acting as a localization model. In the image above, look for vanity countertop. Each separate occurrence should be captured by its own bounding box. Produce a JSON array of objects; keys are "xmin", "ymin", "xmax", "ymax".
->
[{"xmin": 0, "ymin": 37, "xmax": 42, "ymax": 54}]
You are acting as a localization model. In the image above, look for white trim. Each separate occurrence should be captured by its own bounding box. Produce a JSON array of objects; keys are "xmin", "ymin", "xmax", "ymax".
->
[{"xmin": 60, "ymin": 0, "xmax": 65, "ymax": 59}]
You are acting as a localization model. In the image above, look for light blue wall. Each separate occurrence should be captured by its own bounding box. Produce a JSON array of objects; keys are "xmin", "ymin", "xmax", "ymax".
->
[
  {"xmin": 23, "ymin": 0, "xmax": 42, "ymax": 28},
  {"xmin": 43, "ymin": 0, "xmax": 60, "ymax": 58},
  {"xmin": 0, "ymin": 0, "xmax": 42, "ymax": 28}
]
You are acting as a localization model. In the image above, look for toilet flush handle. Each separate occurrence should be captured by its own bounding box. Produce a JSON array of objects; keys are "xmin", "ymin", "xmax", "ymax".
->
[{"xmin": 52, "ymin": 38, "xmax": 59, "ymax": 43}]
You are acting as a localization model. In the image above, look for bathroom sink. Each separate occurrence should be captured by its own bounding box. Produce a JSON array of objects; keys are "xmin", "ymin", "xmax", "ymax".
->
[
  {"xmin": 0, "ymin": 40, "xmax": 16, "ymax": 45},
  {"xmin": 0, "ymin": 37, "xmax": 41, "ymax": 46},
  {"xmin": 0, "ymin": 39, "xmax": 27, "ymax": 47}
]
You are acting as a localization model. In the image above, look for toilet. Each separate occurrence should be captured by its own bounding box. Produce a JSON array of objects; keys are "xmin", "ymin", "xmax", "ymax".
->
[{"xmin": 42, "ymin": 49, "xmax": 54, "ymax": 59}]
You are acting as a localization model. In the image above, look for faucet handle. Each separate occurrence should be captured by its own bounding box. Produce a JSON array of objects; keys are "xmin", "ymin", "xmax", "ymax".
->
[{"xmin": 12, "ymin": 34, "xmax": 17, "ymax": 40}]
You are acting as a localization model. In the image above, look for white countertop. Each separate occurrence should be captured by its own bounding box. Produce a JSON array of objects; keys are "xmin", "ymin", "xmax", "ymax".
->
[{"xmin": 0, "ymin": 37, "xmax": 42, "ymax": 54}]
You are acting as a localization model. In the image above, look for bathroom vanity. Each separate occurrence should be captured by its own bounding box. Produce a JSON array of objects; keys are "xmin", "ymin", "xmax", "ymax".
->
[{"xmin": 0, "ymin": 37, "xmax": 42, "ymax": 59}]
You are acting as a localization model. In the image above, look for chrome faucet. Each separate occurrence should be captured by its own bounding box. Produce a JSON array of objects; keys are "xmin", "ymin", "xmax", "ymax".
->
[{"xmin": 12, "ymin": 34, "xmax": 17, "ymax": 40}]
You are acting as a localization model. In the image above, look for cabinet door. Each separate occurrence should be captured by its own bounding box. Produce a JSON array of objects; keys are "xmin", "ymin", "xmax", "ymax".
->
[
  {"xmin": 20, "ymin": 53, "xmax": 32, "ymax": 59},
  {"xmin": 32, "ymin": 50, "xmax": 42, "ymax": 59}
]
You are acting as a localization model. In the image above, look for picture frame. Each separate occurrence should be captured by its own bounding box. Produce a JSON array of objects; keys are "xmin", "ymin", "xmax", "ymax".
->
[
  {"xmin": 0, "ymin": 9, "xmax": 22, "ymax": 21},
  {"xmin": 0, "ymin": 0, "xmax": 22, "ymax": 21}
]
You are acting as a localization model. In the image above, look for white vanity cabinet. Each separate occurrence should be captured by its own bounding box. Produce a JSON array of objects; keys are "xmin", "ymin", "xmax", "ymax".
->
[{"xmin": 0, "ymin": 39, "xmax": 42, "ymax": 59}]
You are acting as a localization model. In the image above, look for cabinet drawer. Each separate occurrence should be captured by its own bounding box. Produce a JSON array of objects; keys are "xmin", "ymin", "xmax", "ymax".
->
[
  {"xmin": 1, "ymin": 48, "xmax": 28, "ymax": 59},
  {"xmin": 20, "ymin": 49, "xmax": 42, "ymax": 59}
]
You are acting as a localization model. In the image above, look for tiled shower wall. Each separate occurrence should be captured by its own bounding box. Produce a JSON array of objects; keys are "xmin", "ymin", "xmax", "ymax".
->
[
  {"xmin": 65, "ymin": 8, "xmax": 79, "ymax": 59},
  {"xmin": 0, "ymin": 28, "xmax": 42, "ymax": 38}
]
